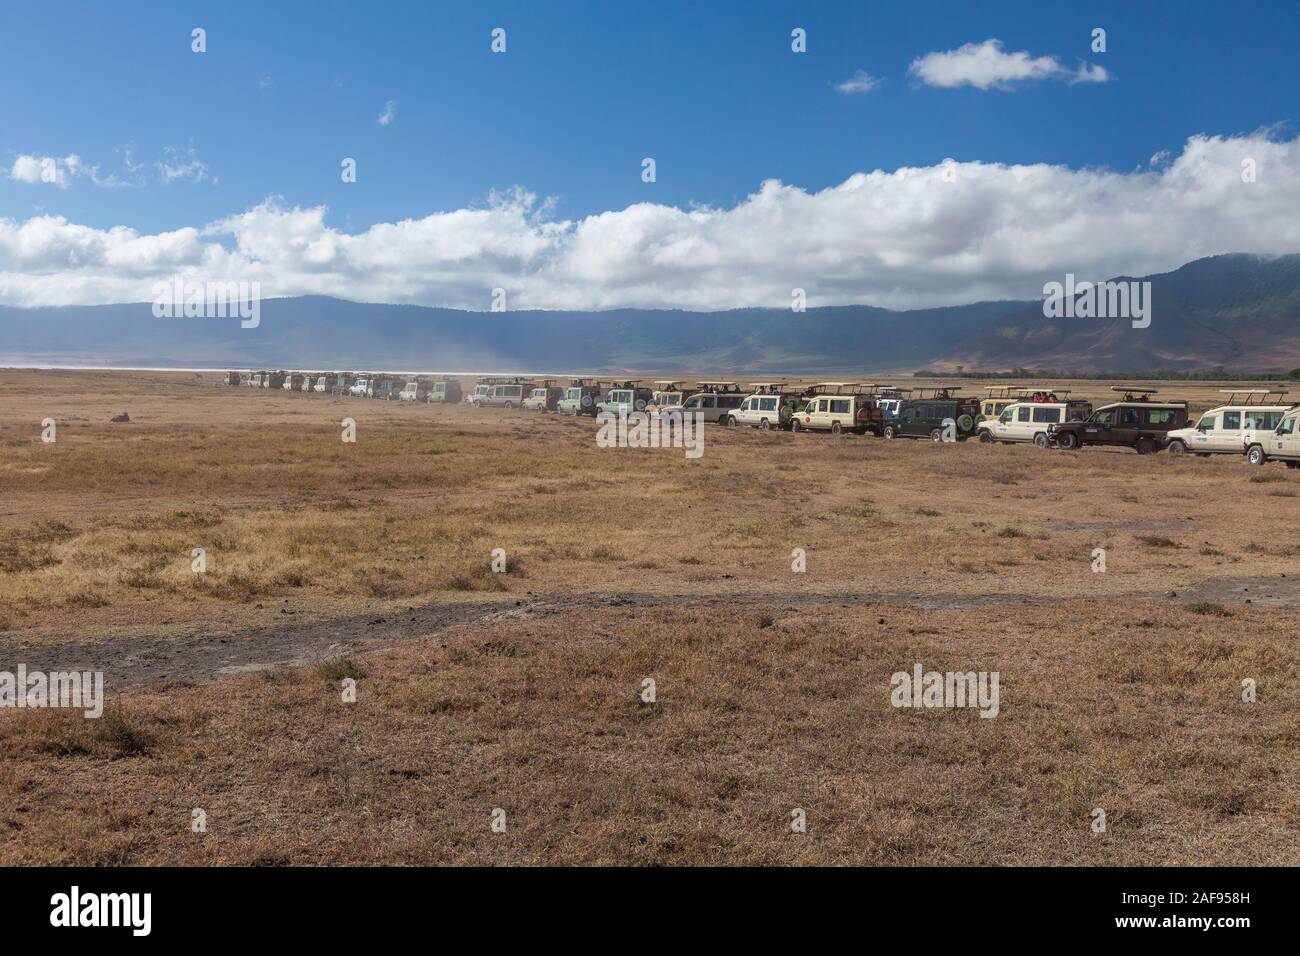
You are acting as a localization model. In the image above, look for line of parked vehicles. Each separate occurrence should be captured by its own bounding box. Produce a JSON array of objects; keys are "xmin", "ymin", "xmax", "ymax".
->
[{"xmin": 224, "ymin": 370, "xmax": 1300, "ymax": 470}]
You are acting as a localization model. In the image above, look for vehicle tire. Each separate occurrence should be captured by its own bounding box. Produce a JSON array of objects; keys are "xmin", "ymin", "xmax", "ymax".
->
[
  {"xmin": 1033, "ymin": 432, "xmax": 1049, "ymax": 449},
  {"xmin": 1135, "ymin": 436, "xmax": 1155, "ymax": 455},
  {"xmin": 1246, "ymin": 445, "xmax": 1266, "ymax": 466},
  {"xmin": 726, "ymin": 416, "xmax": 737, "ymax": 428},
  {"xmin": 1057, "ymin": 431, "xmax": 1079, "ymax": 450},
  {"xmin": 1167, "ymin": 440, "xmax": 1187, "ymax": 456},
  {"xmin": 929, "ymin": 428, "xmax": 942, "ymax": 442},
  {"xmin": 759, "ymin": 419, "xmax": 770, "ymax": 430},
  {"xmin": 957, "ymin": 413, "xmax": 975, "ymax": 433},
  {"xmin": 504, "ymin": 402, "xmax": 514, "ymax": 409},
  {"xmin": 978, "ymin": 430, "xmax": 994, "ymax": 444},
  {"xmin": 883, "ymin": 425, "xmax": 897, "ymax": 439},
  {"xmin": 831, "ymin": 422, "xmax": 842, "ymax": 435}
]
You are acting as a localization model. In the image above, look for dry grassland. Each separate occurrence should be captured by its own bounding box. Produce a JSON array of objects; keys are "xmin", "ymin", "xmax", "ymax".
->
[{"xmin": 0, "ymin": 370, "xmax": 1296, "ymax": 864}]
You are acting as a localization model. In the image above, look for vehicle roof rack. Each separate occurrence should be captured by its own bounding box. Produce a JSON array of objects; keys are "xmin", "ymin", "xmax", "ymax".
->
[
  {"xmin": 653, "ymin": 380, "xmax": 686, "ymax": 386},
  {"xmin": 983, "ymin": 385, "xmax": 1024, "ymax": 398},
  {"xmin": 1218, "ymin": 388, "xmax": 1290, "ymax": 405}
]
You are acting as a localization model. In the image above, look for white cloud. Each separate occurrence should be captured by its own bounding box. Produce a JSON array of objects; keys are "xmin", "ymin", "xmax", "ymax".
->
[
  {"xmin": 8, "ymin": 154, "xmax": 80, "ymax": 188},
  {"xmin": 836, "ymin": 71, "xmax": 881, "ymax": 94},
  {"xmin": 0, "ymin": 132, "xmax": 1297, "ymax": 312},
  {"xmin": 377, "ymin": 100, "xmax": 396, "ymax": 126},
  {"xmin": 909, "ymin": 39, "xmax": 1109, "ymax": 91},
  {"xmin": 155, "ymin": 146, "xmax": 208, "ymax": 184}
]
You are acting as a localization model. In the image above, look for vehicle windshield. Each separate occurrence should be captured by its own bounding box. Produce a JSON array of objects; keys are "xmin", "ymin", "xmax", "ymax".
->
[{"xmin": 999, "ymin": 409, "xmax": 1013, "ymax": 422}]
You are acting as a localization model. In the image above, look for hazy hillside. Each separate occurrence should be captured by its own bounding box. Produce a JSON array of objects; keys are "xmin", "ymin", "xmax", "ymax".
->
[
  {"xmin": 1, "ymin": 253, "xmax": 1297, "ymax": 373},
  {"xmin": 935, "ymin": 253, "xmax": 1300, "ymax": 372}
]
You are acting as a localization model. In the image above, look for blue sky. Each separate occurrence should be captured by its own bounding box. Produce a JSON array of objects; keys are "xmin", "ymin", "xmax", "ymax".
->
[{"xmin": 1, "ymin": 0, "xmax": 1297, "ymax": 311}]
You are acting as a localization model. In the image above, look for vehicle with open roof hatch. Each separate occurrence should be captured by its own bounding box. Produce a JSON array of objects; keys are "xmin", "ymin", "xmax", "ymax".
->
[
  {"xmin": 1048, "ymin": 387, "xmax": 1188, "ymax": 454},
  {"xmin": 1165, "ymin": 390, "xmax": 1292, "ymax": 457}
]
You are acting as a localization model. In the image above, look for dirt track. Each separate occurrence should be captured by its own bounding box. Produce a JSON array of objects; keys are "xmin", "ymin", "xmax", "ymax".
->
[{"xmin": 6, "ymin": 575, "xmax": 1292, "ymax": 690}]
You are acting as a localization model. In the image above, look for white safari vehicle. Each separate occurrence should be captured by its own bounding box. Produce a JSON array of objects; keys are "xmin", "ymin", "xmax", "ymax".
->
[
  {"xmin": 645, "ymin": 381, "xmax": 694, "ymax": 416},
  {"xmin": 398, "ymin": 380, "xmax": 424, "ymax": 401},
  {"xmin": 1166, "ymin": 390, "xmax": 1291, "ymax": 457},
  {"xmin": 727, "ymin": 383, "xmax": 799, "ymax": 430},
  {"xmin": 976, "ymin": 389, "xmax": 1093, "ymax": 448},
  {"xmin": 348, "ymin": 378, "xmax": 370, "ymax": 397},
  {"xmin": 1244, "ymin": 403, "xmax": 1300, "ymax": 468}
]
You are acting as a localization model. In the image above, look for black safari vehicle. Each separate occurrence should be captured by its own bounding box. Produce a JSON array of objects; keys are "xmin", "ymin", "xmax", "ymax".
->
[
  {"xmin": 1048, "ymin": 386, "xmax": 1188, "ymax": 454},
  {"xmin": 883, "ymin": 387, "xmax": 981, "ymax": 441}
]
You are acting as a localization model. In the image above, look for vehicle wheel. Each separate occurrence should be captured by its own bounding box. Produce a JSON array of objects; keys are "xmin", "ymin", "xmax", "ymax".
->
[
  {"xmin": 504, "ymin": 402, "xmax": 514, "ymax": 409},
  {"xmin": 759, "ymin": 419, "xmax": 770, "ymax": 430},
  {"xmin": 1135, "ymin": 437, "xmax": 1155, "ymax": 455},
  {"xmin": 726, "ymin": 416, "xmax": 737, "ymax": 428},
  {"xmin": 1167, "ymin": 440, "xmax": 1187, "ymax": 456},
  {"xmin": 978, "ymin": 430, "xmax": 993, "ymax": 444},
  {"xmin": 1246, "ymin": 445, "xmax": 1266, "ymax": 466},
  {"xmin": 831, "ymin": 422, "xmax": 842, "ymax": 435},
  {"xmin": 1033, "ymin": 432, "xmax": 1049, "ymax": 449},
  {"xmin": 929, "ymin": 428, "xmax": 942, "ymax": 442},
  {"xmin": 883, "ymin": 425, "xmax": 896, "ymax": 439},
  {"xmin": 1058, "ymin": 432, "xmax": 1079, "ymax": 450}
]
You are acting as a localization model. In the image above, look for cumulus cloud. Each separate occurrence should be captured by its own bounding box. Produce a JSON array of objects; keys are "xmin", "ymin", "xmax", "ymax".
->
[
  {"xmin": 8, "ymin": 154, "xmax": 81, "ymax": 188},
  {"xmin": 836, "ymin": 70, "xmax": 881, "ymax": 94},
  {"xmin": 377, "ymin": 100, "xmax": 396, "ymax": 126},
  {"xmin": 909, "ymin": 39, "xmax": 1108, "ymax": 90},
  {"xmin": 1, "ymin": 132, "xmax": 1297, "ymax": 312}
]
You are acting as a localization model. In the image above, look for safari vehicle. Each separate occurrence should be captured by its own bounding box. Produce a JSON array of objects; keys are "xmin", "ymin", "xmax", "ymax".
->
[
  {"xmin": 1048, "ymin": 387, "xmax": 1188, "ymax": 454},
  {"xmin": 789, "ymin": 383, "xmax": 885, "ymax": 435},
  {"xmin": 282, "ymin": 372, "xmax": 306, "ymax": 391},
  {"xmin": 300, "ymin": 373, "xmax": 317, "ymax": 392},
  {"xmin": 313, "ymin": 374, "xmax": 329, "ymax": 393},
  {"xmin": 426, "ymin": 378, "xmax": 463, "ymax": 403},
  {"xmin": 1244, "ymin": 405, "xmax": 1300, "ymax": 468},
  {"xmin": 264, "ymin": 371, "xmax": 286, "ymax": 390},
  {"xmin": 348, "ymin": 377, "xmax": 370, "ymax": 397},
  {"xmin": 465, "ymin": 381, "xmax": 492, "ymax": 404},
  {"xmin": 1165, "ymin": 390, "xmax": 1291, "ymax": 457},
  {"xmin": 224, "ymin": 371, "xmax": 242, "ymax": 387},
  {"xmin": 366, "ymin": 375, "xmax": 397, "ymax": 400},
  {"xmin": 398, "ymin": 379, "xmax": 427, "ymax": 402},
  {"xmin": 557, "ymin": 379, "xmax": 604, "ymax": 416},
  {"xmin": 975, "ymin": 389, "xmax": 1092, "ymax": 448},
  {"xmin": 645, "ymin": 381, "xmax": 695, "ymax": 416},
  {"xmin": 326, "ymin": 373, "xmax": 354, "ymax": 395},
  {"xmin": 882, "ymin": 386, "xmax": 980, "ymax": 441},
  {"xmin": 725, "ymin": 383, "xmax": 805, "ymax": 430},
  {"xmin": 979, "ymin": 385, "xmax": 1025, "ymax": 423},
  {"xmin": 874, "ymin": 386, "xmax": 904, "ymax": 421},
  {"xmin": 522, "ymin": 382, "xmax": 564, "ymax": 411},
  {"xmin": 248, "ymin": 372, "xmax": 264, "ymax": 388},
  {"xmin": 480, "ymin": 378, "xmax": 535, "ymax": 408},
  {"xmin": 678, "ymin": 381, "xmax": 747, "ymax": 424},
  {"xmin": 597, "ymin": 382, "xmax": 653, "ymax": 416}
]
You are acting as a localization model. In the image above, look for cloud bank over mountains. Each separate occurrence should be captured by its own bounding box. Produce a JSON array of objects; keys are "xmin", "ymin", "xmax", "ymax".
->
[{"xmin": 1, "ymin": 131, "xmax": 1297, "ymax": 313}]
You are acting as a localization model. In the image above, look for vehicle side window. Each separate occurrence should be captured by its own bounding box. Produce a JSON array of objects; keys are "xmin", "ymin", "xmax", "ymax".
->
[
  {"xmin": 1032, "ymin": 407, "xmax": 1061, "ymax": 423},
  {"xmin": 1277, "ymin": 416, "xmax": 1297, "ymax": 434},
  {"xmin": 1197, "ymin": 414, "xmax": 1216, "ymax": 429},
  {"xmin": 1119, "ymin": 407, "xmax": 1140, "ymax": 426},
  {"xmin": 998, "ymin": 410, "xmax": 1012, "ymax": 423},
  {"xmin": 1145, "ymin": 409, "xmax": 1178, "ymax": 426},
  {"xmin": 702, "ymin": 396, "xmax": 716, "ymax": 408},
  {"xmin": 1249, "ymin": 412, "xmax": 1281, "ymax": 430},
  {"xmin": 1017, "ymin": 407, "xmax": 1031, "ymax": 422},
  {"xmin": 830, "ymin": 399, "xmax": 850, "ymax": 414},
  {"xmin": 1093, "ymin": 409, "xmax": 1115, "ymax": 425},
  {"xmin": 720, "ymin": 396, "xmax": 743, "ymax": 409},
  {"xmin": 760, "ymin": 397, "xmax": 777, "ymax": 411},
  {"xmin": 1222, "ymin": 411, "xmax": 1241, "ymax": 429}
]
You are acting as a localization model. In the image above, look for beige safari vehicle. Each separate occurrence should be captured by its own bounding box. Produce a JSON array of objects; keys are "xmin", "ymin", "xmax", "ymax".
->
[
  {"xmin": 680, "ymin": 382, "xmax": 748, "ymax": 424},
  {"xmin": 1166, "ymin": 389, "xmax": 1291, "ymax": 457},
  {"xmin": 789, "ymin": 383, "xmax": 878, "ymax": 435},
  {"xmin": 645, "ymin": 381, "xmax": 695, "ymax": 416},
  {"xmin": 978, "ymin": 386, "xmax": 1025, "ymax": 423},
  {"xmin": 975, "ymin": 388, "xmax": 1092, "ymax": 448},
  {"xmin": 1244, "ymin": 403, "xmax": 1300, "ymax": 468}
]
